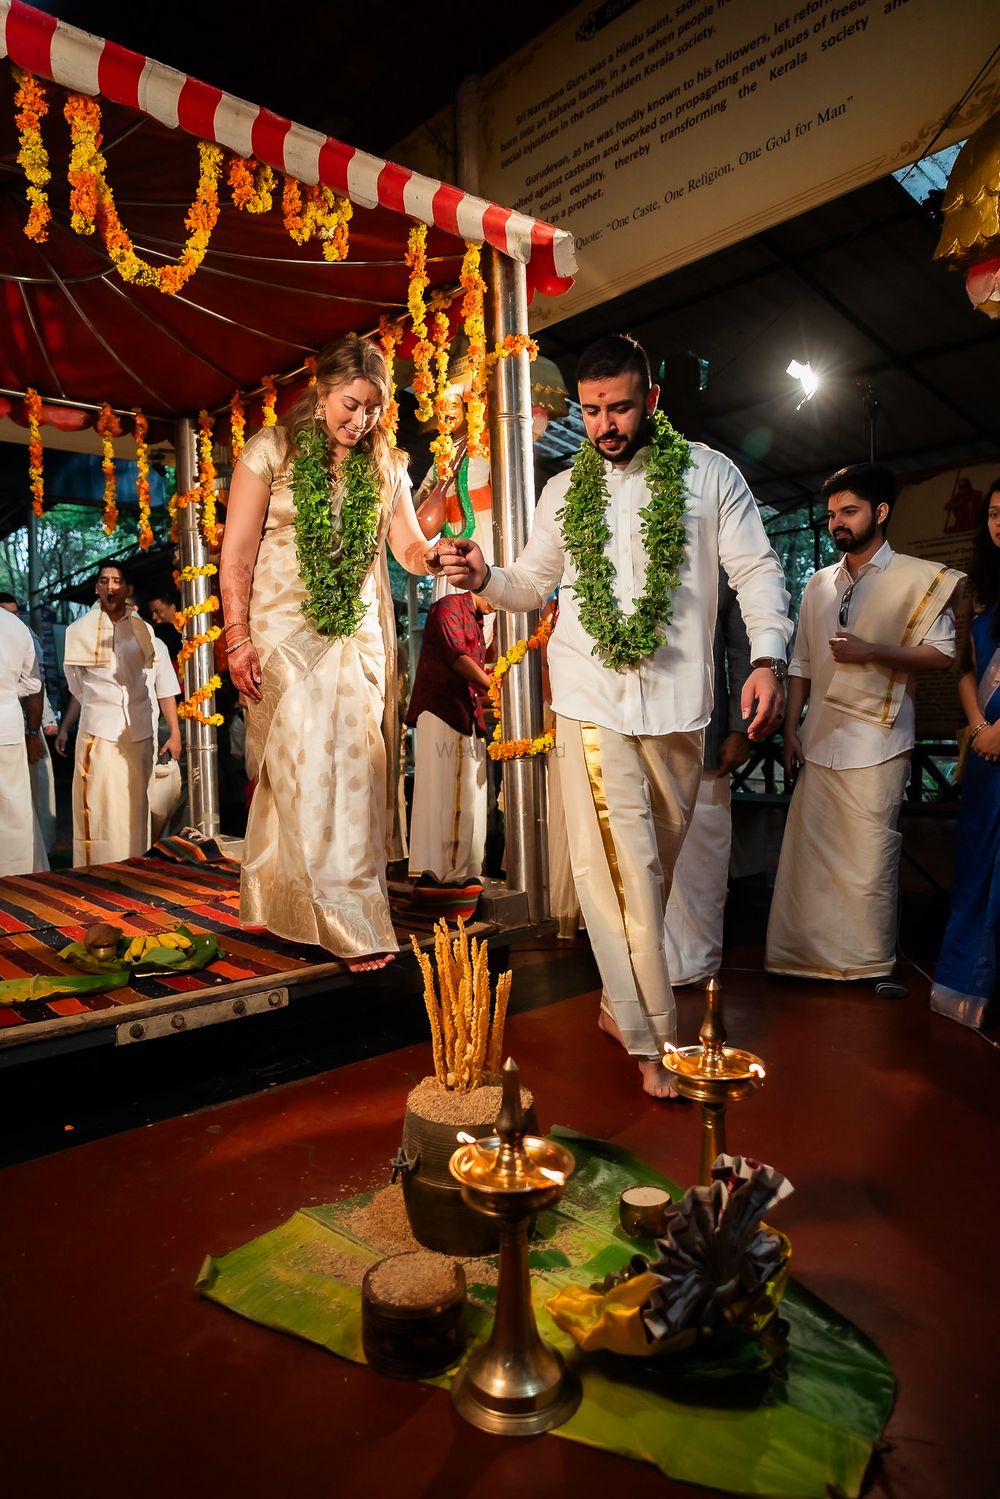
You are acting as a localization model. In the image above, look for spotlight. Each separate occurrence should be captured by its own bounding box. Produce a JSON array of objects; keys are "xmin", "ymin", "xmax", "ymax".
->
[{"xmin": 786, "ymin": 359, "xmax": 819, "ymax": 409}]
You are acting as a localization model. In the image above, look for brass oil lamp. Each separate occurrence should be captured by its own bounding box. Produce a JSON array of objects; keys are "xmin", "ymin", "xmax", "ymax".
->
[
  {"xmin": 661, "ymin": 979, "xmax": 766, "ymax": 1184},
  {"xmin": 448, "ymin": 1058, "xmax": 581, "ymax": 1435}
]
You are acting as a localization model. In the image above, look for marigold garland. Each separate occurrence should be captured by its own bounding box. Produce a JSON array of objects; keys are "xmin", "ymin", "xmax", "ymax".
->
[
  {"xmin": 25, "ymin": 388, "xmax": 44, "ymax": 518},
  {"xmin": 63, "ymin": 93, "xmax": 223, "ymax": 295},
  {"xmin": 261, "ymin": 375, "xmax": 278, "ymax": 428},
  {"xmin": 174, "ymin": 562, "xmax": 217, "ymax": 584},
  {"xmin": 304, "ymin": 356, "xmax": 318, "ymax": 388},
  {"xmin": 428, "ymin": 309, "xmax": 459, "ymax": 479},
  {"xmin": 96, "ymin": 403, "xmax": 121, "ymax": 535},
  {"xmin": 229, "ymin": 391, "xmax": 246, "ymax": 459},
  {"xmin": 460, "ymin": 242, "xmax": 489, "ymax": 458},
  {"xmin": 228, "ymin": 155, "xmax": 276, "ymax": 213},
  {"xmin": 487, "ymin": 618, "xmax": 555, "ymax": 761},
  {"xmin": 198, "ymin": 410, "xmax": 222, "ymax": 548},
  {"xmin": 281, "ymin": 178, "xmax": 352, "ymax": 261},
  {"xmin": 178, "ymin": 674, "xmax": 224, "ymax": 727},
  {"xmin": 377, "ymin": 317, "xmax": 400, "ymax": 446},
  {"xmin": 406, "ymin": 224, "xmax": 434, "ymax": 423},
  {"xmin": 133, "ymin": 409, "xmax": 154, "ymax": 549},
  {"xmin": 174, "ymin": 595, "xmax": 220, "ymax": 631},
  {"xmin": 176, "ymin": 625, "xmax": 222, "ymax": 670},
  {"xmin": 13, "ymin": 68, "xmax": 51, "ymax": 244},
  {"xmin": 168, "ymin": 487, "xmax": 196, "ymax": 543},
  {"xmin": 487, "ymin": 333, "xmax": 539, "ymax": 370}
]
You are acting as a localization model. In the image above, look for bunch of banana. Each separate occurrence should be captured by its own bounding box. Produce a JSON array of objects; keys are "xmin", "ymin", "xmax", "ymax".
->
[{"xmin": 124, "ymin": 930, "xmax": 193, "ymax": 963}]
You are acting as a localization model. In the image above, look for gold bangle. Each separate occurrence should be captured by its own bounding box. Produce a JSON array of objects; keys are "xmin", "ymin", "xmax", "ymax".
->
[
  {"xmin": 968, "ymin": 721, "xmax": 989, "ymax": 743},
  {"xmin": 224, "ymin": 621, "xmax": 250, "ymax": 634},
  {"xmin": 227, "ymin": 636, "xmax": 252, "ymax": 651}
]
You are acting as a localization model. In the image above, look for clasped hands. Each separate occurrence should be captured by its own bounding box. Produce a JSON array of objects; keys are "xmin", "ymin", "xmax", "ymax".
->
[{"xmin": 426, "ymin": 538, "xmax": 488, "ymax": 591}]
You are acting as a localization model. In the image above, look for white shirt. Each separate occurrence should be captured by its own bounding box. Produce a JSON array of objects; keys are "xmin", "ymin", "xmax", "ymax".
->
[
  {"xmin": 0, "ymin": 609, "xmax": 41, "ymax": 745},
  {"xmin": 482, "ymin": 443, "xmax": 792, "ymax": 736},
  {"xmin": 791, "ymin": 541, "xmax": 957, "ymax": 769},
  {"xmin": 65, "ymin": 611, "xmax": 180, "ymax": 744}
]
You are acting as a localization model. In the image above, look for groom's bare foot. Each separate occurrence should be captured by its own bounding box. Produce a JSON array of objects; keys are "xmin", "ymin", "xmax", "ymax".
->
[
  {"xmin": 639, "ymin": 1059, "xmax": 681, "ymax": 1099},
  {"xmin": 346, "ymin": 951, "xmax": 397, "ymax": 973},
  {"xmin": 597, "ymin": 1007, "xmax": 623, "ymax": 1043}
]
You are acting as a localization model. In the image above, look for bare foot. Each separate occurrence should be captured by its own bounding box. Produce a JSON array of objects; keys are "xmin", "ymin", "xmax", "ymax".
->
[
  {"xmin": 639, "ymin": 1059, "xmax": 681, "ymax": 1100},
  {"xmin": 597, "ymin": 1006, "xmax": 623, "ymax": 1043},
  {"xmin": 346, "ymin": 952, "xmax": 397, "ymax": 973}
]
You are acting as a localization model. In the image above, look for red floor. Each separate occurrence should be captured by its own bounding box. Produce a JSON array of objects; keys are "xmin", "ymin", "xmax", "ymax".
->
[{"xmin": 2, "ymin": 945, "xmax": 996, "ymax": 1499}]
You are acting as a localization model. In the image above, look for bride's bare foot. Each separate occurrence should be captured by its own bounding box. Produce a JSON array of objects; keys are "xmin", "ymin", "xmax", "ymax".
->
[
  {"xmin": 346, "ymin": 951, "xmax": 397, "ymax": 973},
  {"xmin": 598, "ymin": 1007, "xmax": 623, "ymax": 1043},
  {"xmin": 639, "ymin": 1059, "xmax": 681, "ymax": 1099}
]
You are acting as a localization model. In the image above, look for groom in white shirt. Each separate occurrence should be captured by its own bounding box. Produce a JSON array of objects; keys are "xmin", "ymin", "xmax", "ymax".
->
[{"xmin": 438, "ymin": 334, "xmax": 792, "ymax": 1097}]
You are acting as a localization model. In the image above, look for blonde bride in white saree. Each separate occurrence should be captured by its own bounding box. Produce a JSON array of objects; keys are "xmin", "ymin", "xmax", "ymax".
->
[{"xmin": 220, "ymin": 337, "xmax": 436, "ymax": 972}]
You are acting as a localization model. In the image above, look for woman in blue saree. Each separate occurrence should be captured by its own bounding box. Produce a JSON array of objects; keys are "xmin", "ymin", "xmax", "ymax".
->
[{"xmin": 932, "ymin": 478, "xmax": 1000, "ymax": 1028}]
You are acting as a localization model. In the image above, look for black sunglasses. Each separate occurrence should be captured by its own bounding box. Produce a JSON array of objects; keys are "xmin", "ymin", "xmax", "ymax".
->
[{"xmin": 838, "ymin": 581, "xmax": 856, "ymax": 629}]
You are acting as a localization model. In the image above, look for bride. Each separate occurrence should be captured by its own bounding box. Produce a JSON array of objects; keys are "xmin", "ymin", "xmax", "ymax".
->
[{"xmin": 220, "ymin": 336, "xmax": 437, "ymax": 972}]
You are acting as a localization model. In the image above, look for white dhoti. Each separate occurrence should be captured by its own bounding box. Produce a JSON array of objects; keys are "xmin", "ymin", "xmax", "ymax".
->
[
  {"xmin": 29, "ymin": 738, "xmax": 56, "ymax": 856},
  {"xmin": 765, "ymin": 754, "xmax": 910, "ymax": 980},
  {"xmin": 663, "ymin": 770, "xmax": 732, "ymax": 985},
  {"xmin": 545, "ymin": 716, "xmax": 582, "ymax": 939},
  {"xmin": 558, "ymin": 718, "xmax": 703, "ymax": 1055},
  {"xmin": 72, "ymin": 733, "xmax": 153, "ymax": 868},
  {"xmin": 0, "ymin": 742, "xmax": 44, "ymax": 875},
  {"xmin": 408, "ymin": 711, "xmax": 486, "ymax": 883}
]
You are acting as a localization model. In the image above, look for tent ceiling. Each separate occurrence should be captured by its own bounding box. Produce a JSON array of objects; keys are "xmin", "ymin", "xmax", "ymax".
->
[{"xmin": 539, "ymin": 174, "xmax": 1000, "ymax": 514}]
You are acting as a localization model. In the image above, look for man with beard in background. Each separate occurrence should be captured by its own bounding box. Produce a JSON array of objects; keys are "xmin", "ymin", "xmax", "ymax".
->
[{"xmin": 766, "ymin": 463, "xmax": 963, "ymax": 983}]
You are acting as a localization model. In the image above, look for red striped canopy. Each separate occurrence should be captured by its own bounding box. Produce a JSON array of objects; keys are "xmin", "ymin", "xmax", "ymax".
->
[{"xmin": 0, "ymin": 0, "xmax": 576, "ymax": 420}]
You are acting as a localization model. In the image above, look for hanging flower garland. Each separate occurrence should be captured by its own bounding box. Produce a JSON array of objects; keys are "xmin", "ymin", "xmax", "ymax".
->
[
  {"xmin": 177, "ymin": 674, "xmax": 224, "ymax": 728},
  {"xmin": 406, "ymin": 224, "xmax": 435, "ymax": 422},
  {"xmin": 261, "ymin": 375, "xmax": 278, "ymax": 427},
  {"xmin": 429, "ymin": 309, "xmax": 461, "ymax": 480},
  {"xmin": 24, "ymin": 388, "xmax": 45, "ymax": 519},
  {"xmin": 13, "ymin": 68, "xmax": 51, "ymax": 244},
  {"xmin": 229, "ymin": 391, "xmax": 246, "ymax": 459},
  {"xmin": 558, "ymin": 410, "xmax": 692, "ymax": 672},
  {"xmin": 304, "ymin": 356, "xmax": 319, "ymax": 388},
  {"xmin": 291, "ymin": 425, "xmax": 382, "ymax": 639},
  {"xmin": 167, "ymin": 488, "xmax": 196, "ymax": 543},
  {"xmin": 377, "ymin": 317, "xmax": 400, "ymax": 446},
  {"xmin": 198, "ymin": 410, "xmax": 222, "ymax": 548},
  {"xmin": 228, "ymin": 155, "xmax": 276, "ymax": 214},
  {"xmin": 96, "ymin": 403, "xmax": 121, "ymax": 535},
  {"xmin": 62, "ymin": 93, "xmax": 222, "ymax": 295},
  {"xmin": 133, "ymin": 409, "xmax": 154, "ymax": 549},
  {"xmin": 281, "ymin": 179, "xmax": 352, "ymax": 261},
  {"xmin": 460, "ymin": 242, "xmax": 489, "ymax": 458},
  {"xmin": 487, "ymin": 617, "xmax": 555, "ymax": 761}
]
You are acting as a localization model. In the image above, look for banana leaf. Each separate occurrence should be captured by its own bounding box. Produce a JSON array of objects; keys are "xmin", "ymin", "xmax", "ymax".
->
[
  {"xmin": 198, "ymin": 1131, "xmax": 894, "ymax": 1497},
  {"xmin": 59, "ymin": 923, "xmax": 222, "ymax": 976},
  {"xmin": 0, "ymin": 969, "xmax": 130, "ymax": 1003}
]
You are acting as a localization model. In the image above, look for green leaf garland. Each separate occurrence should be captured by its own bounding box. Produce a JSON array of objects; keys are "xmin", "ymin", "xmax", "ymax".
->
[
  {"xmin": 557, "ymin": 409, "xmax": 691, "ymax": 672},
  {"xmin": 290, "ymin": 426, "xmax": 383, "ymax": 638}
]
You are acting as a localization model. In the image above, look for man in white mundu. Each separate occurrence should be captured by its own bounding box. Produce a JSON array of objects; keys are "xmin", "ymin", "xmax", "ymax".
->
[
  {"xmin": 439, "ymin": 334, "xmax": 791, "ymax": 1098},
  {"xmin": 0, "ymin": 605, "xmax": 45, "ymax": 876},
  {"xmin": 663, "ymin": 575, "xmax": 751, "ymax": 985},
  {"xmin": 766, "ymin": 464, "xmax": 963, "ymax": 981},
  {"xmin": 59, "ymin": 560, "xmax": 181, "ymax": 868}
]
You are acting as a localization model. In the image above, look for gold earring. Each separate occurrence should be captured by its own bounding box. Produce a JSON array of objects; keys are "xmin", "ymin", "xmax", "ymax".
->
[{"xmin": 314, "ymin": 400, "xmax": 326, "ymax": 421}]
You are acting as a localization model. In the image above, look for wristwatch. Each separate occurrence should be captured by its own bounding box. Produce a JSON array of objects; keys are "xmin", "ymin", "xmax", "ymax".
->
[
  {"xmin": 25, "ymin": 726, "xmax": 42, "ymax": 737},
  {"xmin": 751, "ymin": 657, "xmax": 788, "ymax": 683}
]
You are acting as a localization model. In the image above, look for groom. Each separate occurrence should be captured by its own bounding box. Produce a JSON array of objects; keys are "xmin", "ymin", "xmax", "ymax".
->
[{"xmin": 437, "ymin": 333, "xmax": 792, "ymax": 1098}]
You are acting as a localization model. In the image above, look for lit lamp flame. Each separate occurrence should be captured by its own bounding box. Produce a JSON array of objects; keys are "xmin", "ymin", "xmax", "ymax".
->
[
  {"xmin": 786, "ymin": 358, "xmax": 819, "ymax": 410},
  {"xmin": 539, "ymin": 1167, "xmax": 566, "ymax": 1185},
  {"xmin": 749, "ymin": 1062, "xmax": 766, "ymax": 1079},
  {"xmin": 456, "ymin": 1130, "xmax": 477, "ymax": 1144}
]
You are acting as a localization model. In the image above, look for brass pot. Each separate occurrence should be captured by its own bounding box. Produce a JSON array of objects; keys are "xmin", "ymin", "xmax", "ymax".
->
[{"xmin": 392, "ymin": 1095, "xmax": 538, "ymax": 1257}]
